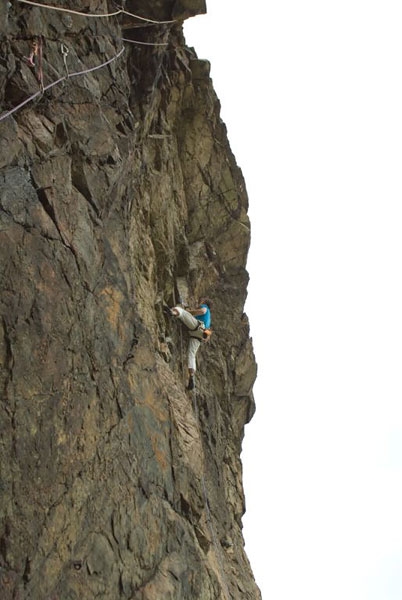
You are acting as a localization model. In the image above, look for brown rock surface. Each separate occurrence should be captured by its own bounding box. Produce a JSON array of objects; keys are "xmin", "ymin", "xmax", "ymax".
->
[{"xmin": 0, "ymin": 1, "xmax": 260, "ymax": 598}]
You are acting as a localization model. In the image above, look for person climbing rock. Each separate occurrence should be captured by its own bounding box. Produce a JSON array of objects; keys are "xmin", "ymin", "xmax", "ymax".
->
[{"xmin": 164, "ymin": 298, "xmax": 212, "ymax": 390}]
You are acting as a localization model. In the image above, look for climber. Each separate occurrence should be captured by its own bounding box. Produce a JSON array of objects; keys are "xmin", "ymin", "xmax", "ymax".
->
[{"xmin": 164, "ymin": 298, "xmax": 212, "ymax": 390}]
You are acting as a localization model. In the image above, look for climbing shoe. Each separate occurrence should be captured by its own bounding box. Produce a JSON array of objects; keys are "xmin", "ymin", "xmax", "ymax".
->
[
  {"xmin": 163, "ymin": 305, "xmax": 173, "ymax": 317},
  {"xmin": 187, "ymin": 375, "xmax": 195, "ymax": 391}
]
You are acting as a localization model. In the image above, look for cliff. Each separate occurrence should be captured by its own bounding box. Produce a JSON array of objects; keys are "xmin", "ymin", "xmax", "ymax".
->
[{"xmin": 0, "ymin": 1, "xmax": 260, "ymax": 598}]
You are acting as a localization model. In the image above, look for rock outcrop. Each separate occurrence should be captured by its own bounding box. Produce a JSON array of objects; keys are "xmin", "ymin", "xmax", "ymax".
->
[{"xmin": 0, "ymin": 1, "xmax": 260, "ymax": 598}]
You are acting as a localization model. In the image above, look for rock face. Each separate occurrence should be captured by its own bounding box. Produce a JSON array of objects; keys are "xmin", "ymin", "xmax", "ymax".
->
[{"xmin": 0, "ymin": 1, "xmax": 260, "ymax": 598}]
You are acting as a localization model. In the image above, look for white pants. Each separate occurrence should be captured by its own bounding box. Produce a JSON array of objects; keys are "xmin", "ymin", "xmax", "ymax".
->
[{"xmin": 173, "ymin": 306, "xmax": 203, "ymax": 372}]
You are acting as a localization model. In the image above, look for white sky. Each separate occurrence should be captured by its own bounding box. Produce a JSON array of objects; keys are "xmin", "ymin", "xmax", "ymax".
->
[{"xmin": 184, "ymin": 2, "xmax": 402, "ymax": 599}]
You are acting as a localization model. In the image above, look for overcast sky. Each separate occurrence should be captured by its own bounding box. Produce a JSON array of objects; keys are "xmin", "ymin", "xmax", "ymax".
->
[{"xmin": 185, "ymin": 2, "xmax": 402, "ymax": 599}]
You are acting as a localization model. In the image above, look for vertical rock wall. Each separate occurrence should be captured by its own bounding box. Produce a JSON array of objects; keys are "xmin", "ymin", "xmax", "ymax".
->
[{"xmin": 0, "ymin": 1, "xmax": 260, "ymax": 598}]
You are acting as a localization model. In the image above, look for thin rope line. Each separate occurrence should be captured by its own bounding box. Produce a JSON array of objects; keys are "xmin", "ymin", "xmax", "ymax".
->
[
  {"xmin": 17, "ymin": 0, "xmax": 121, "ymax": 17},
  {"xmin": 67, "ymin": 46, "xmax": 124, "ymax": 78},
  {"xmin": 0, "ymin": 46, "xmax": 125, "ymax": 123},
  {"xmin": 17, "ymin": 0, "xmax": 176, "ymax": 24},
  {"xmin": 172, "ymin": 288, "xmax": 186, "ymax": 384},
  {"xmin": 120, "ymin": 6, "xmax": 176, "ymax": 25},
  {"xmin": 9, "ymin": 32, "xmax": 170, "ymax": 48},
  {"xmin": 173, "ymin": 306, "xmax": 230, "ymax": 597},
  {"xmin": 121, "ymin": 37, "xmax": 168, "ymax": 47},
  {"xmin": 0, "ymin": 88, "xmax": 43, "ymax": 122},
  {"xmin": 179, "ymin": 325, "xmax": 185, "ymax": 384}
]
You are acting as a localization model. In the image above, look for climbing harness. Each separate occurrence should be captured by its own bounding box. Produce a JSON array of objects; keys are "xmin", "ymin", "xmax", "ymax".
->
[
  {"xmin": 202, "ymin": 327, "xmax": 213, "ymax": 341},
  {"xmin": 189, "ymin": 321, "xmax": 213, "ymax": 342}
]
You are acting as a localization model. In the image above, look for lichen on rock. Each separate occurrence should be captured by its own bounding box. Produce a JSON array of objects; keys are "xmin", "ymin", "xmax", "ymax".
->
[{"xmin": 0, "ymin": 1, "xmax": 260, "ymax": 598}]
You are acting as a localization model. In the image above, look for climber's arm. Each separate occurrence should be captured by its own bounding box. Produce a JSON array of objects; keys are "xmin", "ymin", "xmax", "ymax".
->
[{"xmin": 189, "ymin": 306, "xmax": 207, "ymax": 317}]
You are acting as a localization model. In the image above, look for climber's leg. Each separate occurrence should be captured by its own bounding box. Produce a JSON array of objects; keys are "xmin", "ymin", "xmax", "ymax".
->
[
  {"xmin": 171, "ymin": 306, "xmax": 200, "ymax": 331},
  {"xmin": 188, "ymin": 337, "xmax": 201, "ymax": 372},
  {"xmin": 187, "ymin": 338, "xmax": 201, "ymax": 389}
]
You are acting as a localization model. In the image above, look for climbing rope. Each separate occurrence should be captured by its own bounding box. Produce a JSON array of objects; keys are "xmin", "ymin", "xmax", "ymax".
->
[
  {"xmin": 1, "ymin": 0, "xmax": 175, "ymax": 123},
  {"xmin": 175, "ymin": 313, "xmax": 230, "ymax": 598},
  {"xmin": 173, "ymin": 307, "xmax": 191, "ymax": 389},
  {"xmin": 1, "ymin": 0, "xmax": 173, "ymax": 125},
  {"xmin": 167, "ymin": 298, "xmax": 231, "ymax": 596},
  {"xmin": 171, "ymin": 288, "xmax": 186, "ymax": 384},
  {"xmin": 16, "ymin": 0, "xmax": 177, "ymax": 24},
  {"xmin": 179, "ymin": 324, "xmax": 185, "ymax": 385},
  {"xmin": 65, "ymin": 47, "xmax": 124, "ymax": 79},
  {"xmin": 0, "ymin": 46, "xmax": 125, "ymax": 123},
  {"xmin": 121, "ymin": 37, "xmax": 168, "ymax": 47},
  {"xmin": 37, "ymin": 36, "xmax": 44, "ymax": 90}
]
